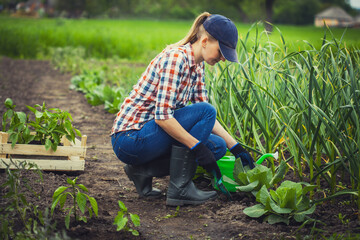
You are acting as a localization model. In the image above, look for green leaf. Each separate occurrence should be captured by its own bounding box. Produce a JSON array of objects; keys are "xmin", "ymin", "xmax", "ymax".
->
[
  {"xmin": 243, "ymin": 204, "xmax": 267, "ymax": 218},
  {"xmin": 59, "ymin": 193, "xmax": 69, "ymax": 209},
  {"xmin": 16, "ymin": 112, "xmax": 27, "ymax": 123},
  {"xmin": 51, "ymin": 195, "xmax": 62, "ymax": 216},
  {"xmin": 116, "ymin": 217, "xmax": 128, "ymax": 231},
  {"xmin": 118, "ymin": 201, "xmax": 127, "ymax": 212},
  {"xmin": 74, "ymin": 128, "xmax": 82, "ymax": 137},
  {"xmin": 52, "ymin": 186, "xmax": 69, "ymax": 200},
  {"xmin": 76, "ymin": 192, "xmax": 87, "ymax": 214},
  {"xmin": 4, "ymin": 98, "xmax": 13, "ymax": 108},
  {"xmin": 51, "ymin": 142, "xmax": 58, "ymax": 152},
  {"xmin": 35, "ymin": 110, "xmax": 43, "ymax": 119},
  {"xmin": 299, "ymin": 204, "xmax": 316, "ymax": 215},
  {"xmin": 67, "ymin": 178, "xmax": 75, "ymax": 185},
  {"xmin": 279, "ymin": 188, "xmax": 297, "ymax": 209},
  {"xmin": 114, "ymin": 212, "xmax": 124, "ymax": 224},
  {"xmin": 65, "ymin": 213, "xmax": 70, "ymax": 229},
  {"xmin": 64, "ymin": 121, "xmax": 73, "ymax": 135},
  {"xmin": 270, "ymin": 160, "xmax": 287, "ymax": 185},
  {"xmin": 130, "ymin": 213, "xmax": 140, "ymax": 227},
  {"xmin": 256, "ymin": 185, "xmax": 270, "ymax": 205},
  {"xmin": 26, "ymin": 105, "xmax": 36, "ymax": 113},
  {"xmin": 88, "ymin": 196, "xmax": 98, "ymax": 217},
  {"xmin": 77, "ymin": 184, "xmax": 88, "ymax": 192},
  {"xmin": 266, "ymin": 214, "xmax": 290, "ymax": 225},
  {"xmin": 45, "ymin": 138, "xmax": 52, "ymax": 151},
  {"xmin": 302, "ymin": 185, "xmax": 317, "ymax": 195},
  {"xmin": 131, "ymin": 229, "xmax": 139, "ymax": 236},
  {"xmin": 237, "ymin": 180, "xmax": 259, "ymax": 192},
  {"xmin": 269, "ymin": 199, "xmax": 293, "ymax": 214},
  {"xmin": 294, "ymin": 213, "xmax": 305, "ymax": 223}
]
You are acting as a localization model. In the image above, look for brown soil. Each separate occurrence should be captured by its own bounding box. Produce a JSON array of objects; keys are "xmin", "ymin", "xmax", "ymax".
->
[{"xmin": 0, "ymin": 56, "xmax": 359, "ymax": 240}]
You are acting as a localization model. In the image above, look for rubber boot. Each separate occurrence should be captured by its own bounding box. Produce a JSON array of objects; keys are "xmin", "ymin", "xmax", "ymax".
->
[
  {"xmin": 166, "ymin": 145, "xmax": 217, "ymax": 206},
  {"xmin": 124, "ymin": 156, "xmax": 170, "ymax": 198}
]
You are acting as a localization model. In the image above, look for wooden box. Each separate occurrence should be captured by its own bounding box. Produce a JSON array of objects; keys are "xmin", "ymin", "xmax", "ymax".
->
[{"xmin": 0, "ymin": 132, "xmax": 87, "ymax": 171}]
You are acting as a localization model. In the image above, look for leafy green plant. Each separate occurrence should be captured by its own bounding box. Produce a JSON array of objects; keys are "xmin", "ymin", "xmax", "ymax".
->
[
  {"xmin": 243, "ymin": 180, "xmax": 317, "ymax": 225},
  {"xmin": 2, "ymin": 99, "xmax": 82, "ymax": 151},
  {"xmin": 70, "ymin": 70, "xmax": 125, "ymax": 114},
  {"xmin": 27, "ymin": 102, "xmax": 81, "ymax": 151},
  {"xmin": 114, "ymin": 200, "xmax": 140, "ymax": 236},
  {"xmin": 0, "ymin": 158, "xmax": 44, "ymax": 239},
  {"xmin": 2, "ymin": 98, "xmax": 35, "ymax": 147},
  {"xmin": 230, "ymin": 159, "xmax": 287, "ymax": 196},
  {"xmin": 51, "ymin": 177, "xmax": 98, "ymax": 229}
]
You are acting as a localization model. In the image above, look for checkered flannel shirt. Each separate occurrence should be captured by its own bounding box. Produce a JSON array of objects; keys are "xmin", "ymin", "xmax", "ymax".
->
[{"xmin": 111, "ymin": 43, "xmax": 208, "ymax": 135}]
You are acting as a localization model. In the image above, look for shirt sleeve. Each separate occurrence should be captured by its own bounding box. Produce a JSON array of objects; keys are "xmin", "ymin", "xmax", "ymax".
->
[
  {"xmin": 191, "ymin": 64, "xmax": 208, "ymax": 103},
  {"xmin": 154, "ymin": 51, "xmax": 185, "ymax": 120}
]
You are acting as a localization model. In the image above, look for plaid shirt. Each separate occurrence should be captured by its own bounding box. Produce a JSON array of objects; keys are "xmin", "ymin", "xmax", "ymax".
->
[{"xmin": 111, "ymin": 43, "xmax": 208, "ymax": 134}]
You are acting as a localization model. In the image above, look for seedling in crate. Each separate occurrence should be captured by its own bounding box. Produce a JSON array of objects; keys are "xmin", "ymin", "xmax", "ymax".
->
[
  {"xmin": 114, "ymin": 200, "xmax": 140, "ymax": 236},
  {"xmin": 51, "ymin": 177, "xmax": 98, "ymax": 229}
]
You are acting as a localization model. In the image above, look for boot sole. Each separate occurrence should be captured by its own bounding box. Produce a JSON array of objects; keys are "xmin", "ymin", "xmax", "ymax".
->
[{"xmin": 166, "ymin": 194, "xmax": 217, "ymax": 206}]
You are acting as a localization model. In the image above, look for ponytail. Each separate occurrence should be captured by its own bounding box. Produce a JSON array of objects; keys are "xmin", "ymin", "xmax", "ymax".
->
[{"xmin": 167, "ymin": 12, "xmax": 213, "ymax": 49}]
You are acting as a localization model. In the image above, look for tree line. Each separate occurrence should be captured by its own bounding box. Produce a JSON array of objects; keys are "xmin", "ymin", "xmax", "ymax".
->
[{"xmin": 1, "ymin": 0, "xmax": 357, "ymax": 25}]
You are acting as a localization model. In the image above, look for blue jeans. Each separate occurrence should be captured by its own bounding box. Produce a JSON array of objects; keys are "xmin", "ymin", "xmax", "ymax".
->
[{"xmin": 111, "ymin": 102, "xmax": 227, "ymax": 165}]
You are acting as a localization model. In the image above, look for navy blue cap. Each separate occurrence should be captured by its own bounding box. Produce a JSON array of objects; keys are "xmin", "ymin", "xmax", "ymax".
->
[{"xmin": 203, "ymin": 14, "xmax": 239, "ymax": 63}]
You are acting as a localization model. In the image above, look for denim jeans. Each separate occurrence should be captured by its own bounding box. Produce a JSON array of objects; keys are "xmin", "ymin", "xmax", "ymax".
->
[{"xmin": 111, "ymin": 102, "xmax": 227, "ymax": 165}]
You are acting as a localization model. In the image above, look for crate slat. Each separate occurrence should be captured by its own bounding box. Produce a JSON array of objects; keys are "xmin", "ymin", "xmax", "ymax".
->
[
  {"xmin": 0, "ymin": 158, "xmax": 85, "ymax": 171},
  {"xmin": 0, "ymin": 132, "xmax": 86, "ymax": 171},
  {"xmin": 0, "ymin": 144, "xmax": 85, "ymax": 157}
]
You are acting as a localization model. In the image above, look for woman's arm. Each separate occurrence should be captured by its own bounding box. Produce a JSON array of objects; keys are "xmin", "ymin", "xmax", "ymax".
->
[
  {"xmin": 155, "ymin": 118, "xmax": 199, "ymax": 149},
  {"xmin": 212, "ymin": 120, "xmax": 237, "ymax": 149}
]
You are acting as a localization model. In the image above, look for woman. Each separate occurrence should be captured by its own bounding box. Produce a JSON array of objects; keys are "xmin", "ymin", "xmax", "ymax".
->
[{"xmin": 111, "ymin": 12, "xmax": 255, "ymax": 206}]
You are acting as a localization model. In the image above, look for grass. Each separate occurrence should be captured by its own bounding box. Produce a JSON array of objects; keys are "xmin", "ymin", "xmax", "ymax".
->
[{"xmin": 1, "ymin": 16, "xmax": 360, "ymax": 63}]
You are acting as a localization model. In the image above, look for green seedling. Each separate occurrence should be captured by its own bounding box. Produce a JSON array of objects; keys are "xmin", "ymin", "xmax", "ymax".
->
[
  {"xmin": 113, "ymin": 200, "xmax": 140, "ymax": 236},
  {"xmin": 2, "ymin": 98, "xmax": 34, "ymax": 147},
  {"xmin": 27, "ymin": 102, "xmax": 82, "ymax": 151},
  {"xmin": 2, "ymin": 98, "xmax": 81, "ymax": 151},
  {"xmin": 70, "ymin": 70, "xmax": 125, "ymax": 114},
  {"xmin": 51, "ymin": 177, "xmax": 98, "ymax": 229}
]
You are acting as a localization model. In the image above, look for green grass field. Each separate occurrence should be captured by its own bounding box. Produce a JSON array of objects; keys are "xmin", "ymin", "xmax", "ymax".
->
[{"xmin": 0, "ymin": 16, "xmax": 359, "ymax": 62}]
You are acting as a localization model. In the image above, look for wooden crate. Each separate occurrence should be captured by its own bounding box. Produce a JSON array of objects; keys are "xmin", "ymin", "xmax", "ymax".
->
[{"xmin": 0, "ymin": 132, "xmax": 87, "ymax": 171}]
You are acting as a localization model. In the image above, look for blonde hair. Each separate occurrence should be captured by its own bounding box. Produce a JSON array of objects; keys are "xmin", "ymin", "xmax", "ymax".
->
[{"xmin": 167, "ymin": 12, "xmax": 214, "ymax": 49}]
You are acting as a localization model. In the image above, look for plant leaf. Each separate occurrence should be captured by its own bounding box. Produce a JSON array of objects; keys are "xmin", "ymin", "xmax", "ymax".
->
[
  {"xmin": 130, "ymin": 213, "xmax": 140, "ymax": 227},
  {"xmin": 88, "ymin": 196, "xmax": 98, "ymax": 217},
  {"xmin": 65, "ymin": 213, "xmax": 70, "ymax": 229},
  {"xmin": 76, "ymin": 192, "xmax": 87, "ymax": 214},
  {"xmin": 116, "ymin": 217, "xmax": 128, "ymax": 231},
  {"xmin": 236, "ymin": 180, "xmax": 259, "ymax": 192},
  {"xmin": 118, "ymin": 201, "xmax": 127, "ymax": 212},
  {"xmin": 243, "ymin": 204, "xmax": 267, "ymax": 218},
  {"xmin": 266, "ymin": 214, "xmax": 290, "ymax": 225},
  {"xmin": 52, "ymin": 186, "xmax": 69, "ymax": 200},
  {"xmin": 77, "ymin": 184, "xmax": 88, "ymax": 192}
]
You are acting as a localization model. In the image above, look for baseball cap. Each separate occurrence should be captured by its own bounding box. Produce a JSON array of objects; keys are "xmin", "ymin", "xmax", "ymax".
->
[{"xmin": 203, "ymin": 14, "xmax": 239, "ymax": 63}]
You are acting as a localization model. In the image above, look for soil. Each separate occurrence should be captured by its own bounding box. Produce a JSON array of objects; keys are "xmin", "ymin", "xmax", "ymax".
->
[{"xmin": 0, "ymin": 56, "xmax": 359, "ymax": 240}]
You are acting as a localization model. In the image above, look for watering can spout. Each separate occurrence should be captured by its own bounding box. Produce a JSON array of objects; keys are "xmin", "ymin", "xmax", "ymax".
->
[{"xmin": 256, "ymin": 151, "xmax": 279, "ymax": 164}]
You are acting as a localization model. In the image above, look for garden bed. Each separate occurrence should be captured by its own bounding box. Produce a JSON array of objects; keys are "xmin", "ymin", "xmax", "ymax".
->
[
  {"xmin": 0, "ymin": 131, "xmax": 87, "ymax": 171},
  {"xmin": 0, "ymin": 57, "xmax": 359, "ymax": 239}
]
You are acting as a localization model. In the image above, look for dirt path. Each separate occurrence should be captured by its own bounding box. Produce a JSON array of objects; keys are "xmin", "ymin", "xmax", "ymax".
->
[{"xmin": 0, "ymin": 57, "xmax": 358, "ymax": 239}]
